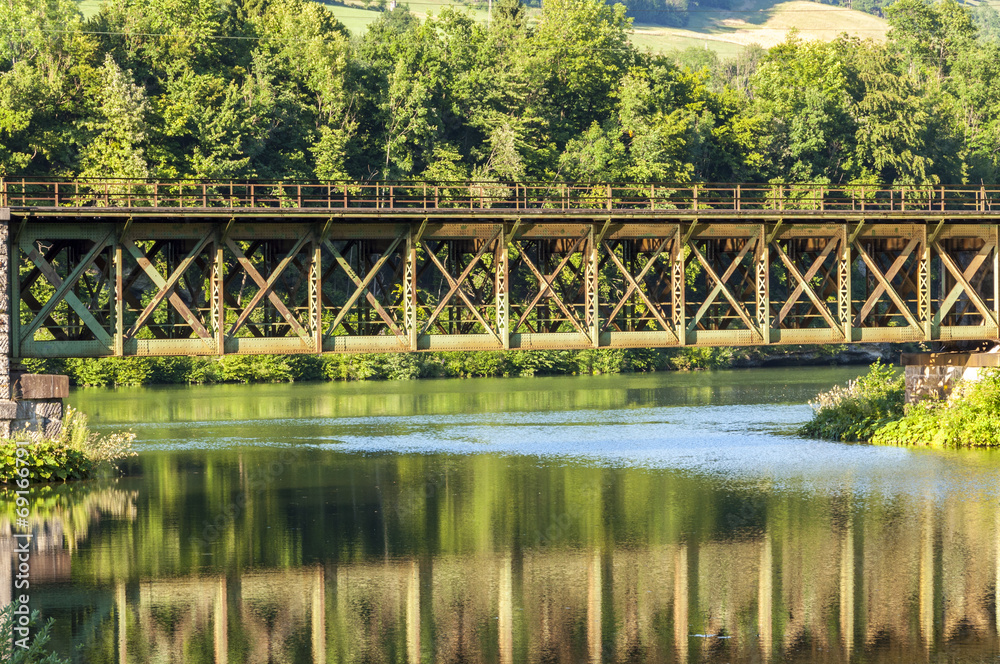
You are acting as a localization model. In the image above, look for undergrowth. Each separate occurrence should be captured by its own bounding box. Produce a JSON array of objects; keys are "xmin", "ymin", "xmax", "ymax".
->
[
  {"xmin": 0, "ymin": 600, "xmax": 68, "ymax": 663},
  {"xmin": 872, "ymin": 370, "xmax": 1000, "ymax": 448},
  {"xmin": 800, "ymin": 361, "xmax": 905, "ymax": 442},
  {"xmin": 0, "ymin": 407, "xmax": 137, "ymax": 483},
  {"xmin": 23, "ymin": 344, "xmax": 857, "ymax": 387}
]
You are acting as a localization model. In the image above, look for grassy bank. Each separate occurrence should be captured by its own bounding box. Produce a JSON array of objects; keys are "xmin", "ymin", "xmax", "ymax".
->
[
  {"xmin": 22, "ymin": 345, "xmax": 857, "ymax": 388},
  {"xmin": 0, "ymin": 408, "xmax": 136, "ymax": 483},
  {"xmin": 802, "ymin": 364, "xmax": 1000, "ymax": 448}
]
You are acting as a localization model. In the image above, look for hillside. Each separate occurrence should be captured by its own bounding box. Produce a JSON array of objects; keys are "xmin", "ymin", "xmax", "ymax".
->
[
  {"xmin": 75, "ymin": 0, "xmax": 888, "ymax": 55},
  {"xmin": 631, "ymin": 0, "xmax": 889, "ymax": 55}
]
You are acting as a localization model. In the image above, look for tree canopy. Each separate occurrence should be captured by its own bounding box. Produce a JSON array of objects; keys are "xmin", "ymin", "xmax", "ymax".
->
[{"xmin": 0, "ymin": 0, "xmax": 998, "ymax": 187}]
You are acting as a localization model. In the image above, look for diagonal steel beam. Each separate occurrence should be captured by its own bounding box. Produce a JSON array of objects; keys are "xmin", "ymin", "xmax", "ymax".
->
[
  {"xmin": 853, "ymin": 237, "xmax": 920, "ymax": 326},
  {"xmin": 123, "ymin": 237, "xmax": 214, "ymax": 343},
  {"xmin": 600, "ymin": 237, "xmax": 675, "ymax": 337},
  {"xmin": 226, "ymin": 237, "xmax": 312, "ymax": 341},
  {"xmin": 775, "ymin": 236, "xmax": 840, "ymax": 325},
  {"xmin": 933, "ymin": 240, "xmax": 997, "ymax": 327},
  {"xmin": 22, "ymin": 231, "xmax": 114, "ymax": 344},
  {"xmin": 323, "ymin": 236, "xmax": 405, "ymax": 340},
  {"xmin": 513, "ymin": 236, "xmax": 589, "ymax": 336},
  {"xmin": 420, "ymin": 231, "xmax": 502, "ymax": 341},
  {"xmin": 772, "ymin": 241, "xmax": 844, "ymax": 336},
  {"xmin": 687, "ymin": 239, "xmax": 760, "ymax": 337},
  {"xmin": 853, "ymin": 241, "xmax": 922, "ymax": 331}
]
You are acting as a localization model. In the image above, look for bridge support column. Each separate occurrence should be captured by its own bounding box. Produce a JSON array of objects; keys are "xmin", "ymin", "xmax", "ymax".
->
[
  {"xmin": 0, "ymin": 208, "xmax": 70, "ymax": 438},
  {"xmin": 901, "ymin": 350, "xmax": 1000, "ymax": 402}
]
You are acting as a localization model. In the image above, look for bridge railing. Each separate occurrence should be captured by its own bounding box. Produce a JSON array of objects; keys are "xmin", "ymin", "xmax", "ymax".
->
[{"xmin": 4, "ymin": 178, "xmax": 1000, "ymax": 212}]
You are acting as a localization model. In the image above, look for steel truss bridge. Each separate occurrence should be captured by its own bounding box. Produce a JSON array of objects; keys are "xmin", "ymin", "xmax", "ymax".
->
[{"xmin": 3, "ymin": 179, "xmax": 1000, "ymax": 359}]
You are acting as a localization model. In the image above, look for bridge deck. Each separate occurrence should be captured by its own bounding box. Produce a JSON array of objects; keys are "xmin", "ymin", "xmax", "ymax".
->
[{"xmin": 3, "ymin": 181, "xmax": 1000, "ymax": 358}]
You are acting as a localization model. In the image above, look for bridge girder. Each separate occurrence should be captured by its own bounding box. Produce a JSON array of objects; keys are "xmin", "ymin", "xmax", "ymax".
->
[{"xmin": 3, "ymin": 210, "xmax": 998, "ymax": 359}]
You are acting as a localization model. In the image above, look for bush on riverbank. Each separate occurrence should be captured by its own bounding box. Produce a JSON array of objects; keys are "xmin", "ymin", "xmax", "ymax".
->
[
  {"xmin": 0, "ymin": 600, "xmax": 68, "ymax": 663},
  {"xmin": 872, "ymin": 370, "xmax": 1000, "ymax": 448},
  {"xmin": 800, "ymin": 362, "xmax": 905, "ymax": 442},
  {"xmin": 0, "ymin": 408, "xmax": 136, "ymax": 483},
  {"xmin": 23, "ymin": 344, "xmax": 861, "ymax": 388}
]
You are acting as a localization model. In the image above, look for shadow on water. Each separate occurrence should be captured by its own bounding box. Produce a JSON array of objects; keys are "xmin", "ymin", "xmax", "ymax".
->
[{"xmin": 18, "ymin": 366, "xmax": 1000, "ymax": 662}]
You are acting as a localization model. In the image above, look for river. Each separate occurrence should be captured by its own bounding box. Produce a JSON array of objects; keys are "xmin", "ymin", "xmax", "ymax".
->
[{"xmin": 13, "ymin": 366, "xmax": 1000, "ymax": 663}]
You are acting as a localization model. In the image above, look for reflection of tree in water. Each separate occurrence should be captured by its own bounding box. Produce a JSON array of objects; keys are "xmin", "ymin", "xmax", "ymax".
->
[
  {"xmin": 30, "ymin": 451, "xmax": 1000, "ymax": 664},
  {"xmin": 0, "ymin": 484, "xmax": 137, "ymax": 606}
]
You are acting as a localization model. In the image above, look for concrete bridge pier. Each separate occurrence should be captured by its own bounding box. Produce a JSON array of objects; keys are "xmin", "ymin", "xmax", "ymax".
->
[
  {"xmin": 902, "ymin": 349, "xmax": 1000, "ymax": 403},
  {"xmin": 0, "ymin": 212, "xmax": 68, "ymax": 438}
]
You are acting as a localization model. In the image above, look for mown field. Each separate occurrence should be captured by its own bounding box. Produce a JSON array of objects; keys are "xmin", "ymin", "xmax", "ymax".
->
[{"xmin": 75, "ymin": 0, "xmax": 889, "ymax": 55}]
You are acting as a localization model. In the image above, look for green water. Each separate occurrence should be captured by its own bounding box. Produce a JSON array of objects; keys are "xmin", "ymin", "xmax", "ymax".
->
[{"xmin": 14, "ymin": 367, "xmax": 1000, "ymax": 663}]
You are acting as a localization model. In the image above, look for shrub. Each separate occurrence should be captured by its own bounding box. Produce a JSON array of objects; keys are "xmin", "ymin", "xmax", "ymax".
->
[
  {"xmin": 800, "ymin": 361, "xmax": 905, "ymax": 442},
  {"xmin": 872, "ymin": 370, "xmax": 1000, "ymax": 448},
  {"xmin": 0, "ymin": 600, "xmax": 68, "ymax": 663},
  {"xmin": 0, "ymin": 439, "xmax": 91, "ymax": 482},
  {"xmin": 0, "ymin": 407, "xmax": 136, "ymax": 483}
]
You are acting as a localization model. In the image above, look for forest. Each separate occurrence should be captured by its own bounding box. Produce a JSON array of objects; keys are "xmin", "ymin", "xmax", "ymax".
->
[{"xmin": 4, "ymin": 0, "xmax": 1000, "ymax": 189}]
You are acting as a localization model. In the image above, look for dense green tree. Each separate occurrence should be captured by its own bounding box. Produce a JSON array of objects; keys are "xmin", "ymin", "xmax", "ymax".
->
[
  {"xmin": 750, "ymin": 35, "xmax": 854, "ymax": 182},
  {"xmin": 1, "ymin": 0, "xmax": 999, "ymax": 188}
]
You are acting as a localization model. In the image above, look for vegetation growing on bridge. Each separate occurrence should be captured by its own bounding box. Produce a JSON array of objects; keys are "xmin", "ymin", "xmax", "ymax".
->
[{"xmin": 3, "ymin": 0, "xmax": 1000, "ymax": 186}]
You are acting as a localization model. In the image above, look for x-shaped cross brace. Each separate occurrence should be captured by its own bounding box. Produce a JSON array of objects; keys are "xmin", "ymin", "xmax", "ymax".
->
[
  {"xmin": 420, "ymin": 230, "xmax": 503, "ymax": 343},
  {"xmin": 513, "ymin": 235, "xmax": 589, "ymax": 337},
  {"xmin": 323, "ymin": 236, "xmax": 406, "ymax": 342},
  {"xmin": 852, "ymin": 240, "xmax": 922, "ymax": 331},
  {"xmin": 123, "ymin": 236, "xmax": 214, "ymax": 346},
  {"xmin": 21, "ymin": 231, "xmax": 114, "ymax": 345},
  {"xmin": 226, "ymin": 237, "xmax": 312, "ymax": 343},
  {"xmin": 686, "ymin": 239, "xmax": 762, "ymax": 338},
  {"xmin": 601, "ymin": 236, "xmax": 675, "ymax": 338},
  {"xmin": 933, "ymin": 239, "xmax": 997, "ymax": 327},
  {"xmin": 771, "ymin": 237, "xmax": 844, "ymax": 336}
]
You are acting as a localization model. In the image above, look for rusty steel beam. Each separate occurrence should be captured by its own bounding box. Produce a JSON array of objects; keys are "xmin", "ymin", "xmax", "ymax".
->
[{"xmin": 5, "ymin": 213, "xmax": 1000, "ymax": 358}]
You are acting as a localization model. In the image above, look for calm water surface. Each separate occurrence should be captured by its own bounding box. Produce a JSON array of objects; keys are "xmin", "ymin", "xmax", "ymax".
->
[{"xmin": 12, "ymin": 367, "xmax": 1000, "ymax": 663}]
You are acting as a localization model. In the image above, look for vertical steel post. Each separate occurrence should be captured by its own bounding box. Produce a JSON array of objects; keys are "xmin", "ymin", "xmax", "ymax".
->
[
  {"xmin": 214, "ymin": 234, "xmax": 225, "ymax": 355},
  {"xmin": 406, "ymin": 229, "xmax": 418, "ymax": 351},
  {"xmin": 115, "ymin": 240, "xmax": 123, "ymax": 356},
  {"xmin": 756, "ymin": 224, "xmax": 769, "ymax": 341},
  {"xmin": 920, "ymin": 224, "xmax": 932, "ymax": 340},
  {"xmin": 994, "ymin": 225, "xmax": 999, "ymax": 335},
  {"xmin": 311, "ymin": 233, "xmax": 322, "ymax": 354},
  {"xmin": 8, "ymin": 214, "xmax": 17, "ymax": 365},
  {"xmin": 839, "ymin": 224, "xmax": 852, "ymax": 341},
  {"xmin": 496, "ymin": 226, "xmax": 510, "ymax": 349},
  {"xmin": 672, "ymin": 225, "xmax": 686, "ymax": 345},
  {"xmin": 837, "ymin": 224, "xmax": 853, "ymax": 342},
  {"xmin": 0, "ymin": 214, "xmax": 9, "ymax": 400},
  {"xmin": 587, "ymin": 224, "xmax": 600, "ymax": 347}
]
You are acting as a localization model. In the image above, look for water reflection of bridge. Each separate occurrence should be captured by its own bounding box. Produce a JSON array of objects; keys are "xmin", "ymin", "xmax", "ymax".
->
[{"xmin": 74, "ymin": 506, "xmax": 1000, "ymax": 663}]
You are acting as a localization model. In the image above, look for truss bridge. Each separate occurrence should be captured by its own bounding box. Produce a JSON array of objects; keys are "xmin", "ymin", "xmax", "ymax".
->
[{"xmin": 2, "ymin": 179, "xmax": 999, "ymax": 362}]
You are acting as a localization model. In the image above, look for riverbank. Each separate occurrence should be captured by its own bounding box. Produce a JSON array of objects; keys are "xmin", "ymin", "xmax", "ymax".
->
[
  {"xmin": 24, "ymin": 343, "xmax": 899, "ymax": 388},
  {"xmin": 0, "ymin": 408, "xmax": 136, "ymax": 482},
  {"xmin": 801, "ymin": 363, "xmax": 1000, "ymax": 448}
]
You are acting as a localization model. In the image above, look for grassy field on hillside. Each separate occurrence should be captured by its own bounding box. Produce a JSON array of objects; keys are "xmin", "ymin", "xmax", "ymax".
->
[
  {"xmin": 75, "ymin": 0, "xmax": 887, "ymax": 55},
  {"xmin": 632, "ymin": 0, "xmax": 888, "ymax": 54}
]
